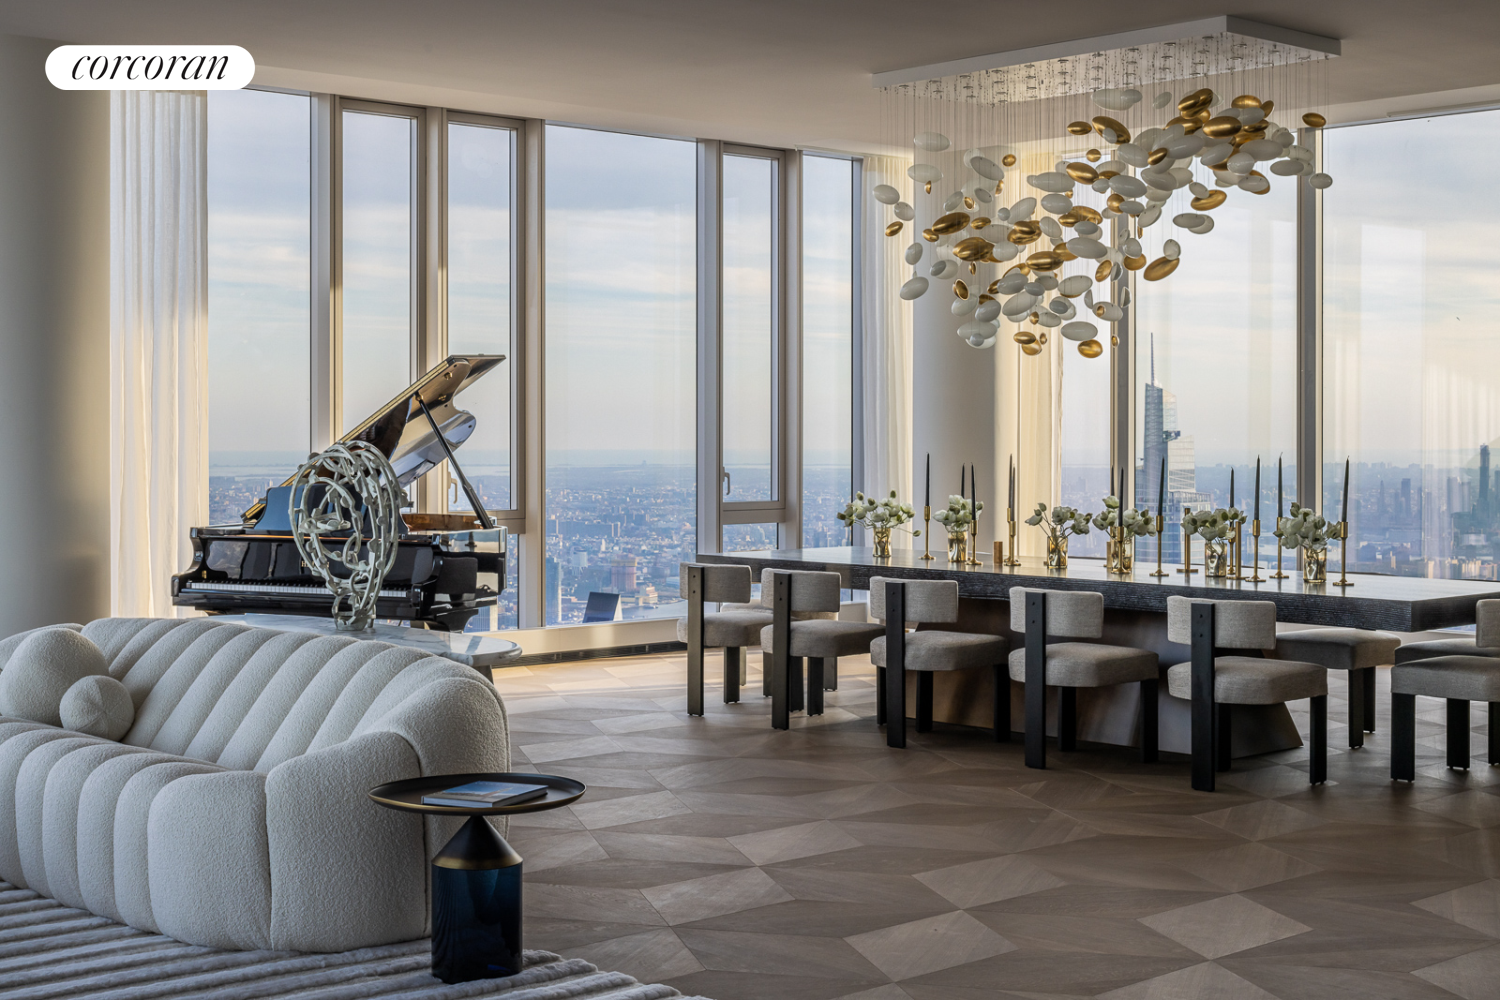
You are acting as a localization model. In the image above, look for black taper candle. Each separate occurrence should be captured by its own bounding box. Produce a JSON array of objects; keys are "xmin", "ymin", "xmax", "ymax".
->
[
  {"xmin": 1254, "ymin": 457, "xmax": 1260, "ymax": 522},
  {"xmin": 1009, "ymin": 456, "xmax": 1015, "ymax": 514},
  {"xmin": 1277, "ymin": 454, "xmax": 1283, "ymax": 517},
  {"xmin": 1341, "ymin": 458, "xmax": 1350, "ymax": 524},
  {"xmin": 925, "ymin": 453, "xmax": 930, "ymax": 509},
  {"xmin": 971, "ymin": 464, "xmax": 978, "ymax": 523},
  {"xmin": 1158, "ymin": 456, "xmax": 1166, "ymax": 519},
  {"xmin": 960, "ymin": 465, "xmax": 965, "ymax": 505},
  {"xmin": 1229, "ymin": 468, "xmax": 1235, "ymax": 510}
]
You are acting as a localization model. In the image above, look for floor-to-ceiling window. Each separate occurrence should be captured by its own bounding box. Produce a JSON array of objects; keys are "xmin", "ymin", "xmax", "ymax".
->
[
  {"xmin": 544, "ymin": 125, "xmax": 696, "ymax": 625},
  {"xmin": 205, "ymin": 89, "xmax": 310, "ymax": 524},
  {"xmin": 722, "ymin": 152, "xmax": 778, "ymax": 506},
  {"xmin": 1134, "ymin": 179, "xmax": 1298, "ymax": 566},
  {"xmin": 341, "ymin": 105, "xmax": 416, "ymax": 433},
  {"xmin": 1324, "ymin": 111, "xmax": 1500, "ymax": 580},
  {"xmin": 801, "ymin": 154, "xmax": 855, "ymax": 548},
  {"xmin": 447, "ymin": 117, "xmax": 519, "ymax": 629}
]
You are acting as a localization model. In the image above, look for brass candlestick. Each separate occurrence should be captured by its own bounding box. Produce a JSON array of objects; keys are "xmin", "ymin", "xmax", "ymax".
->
[
  {"xmin": 921, "ymin": 506, "xmax": 933, "ymax": 560},
  {"xmin": 1233, "ymin": 520, "xmax": 1244, "ymax": 580},
  {"xmin": 1248, "ymin": 519, "xmax": 1264, "ymax": 582},
  {"xmin": 1270, "ymin": 516, "xmax": 1289, "ymax": 578},
  {"xmin": 1178, "ymin": 524, "xmax": 1197, "ymax": 575},
  {"xmin": 967, "ymin": 518, "xmax": 982, "ymax": 566},
  {"xmin": 1334, "ymin": 521, "xmax": 1354, "ymax": 587},
  {"xmin": 993, "ymin": 540, "xmax": 1004, "ymax": 569},
  {"xmin": 1006, "ymin": 518, "xmax": 1020, "ymax": 566},
  {"xmin": 1151, "ymin": 515, "xmax": 1168, "ymax": 576}
]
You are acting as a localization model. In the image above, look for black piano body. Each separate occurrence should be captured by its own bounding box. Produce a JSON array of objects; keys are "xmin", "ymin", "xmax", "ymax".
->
[{"xmin": 173, "ymin": 355, "xmax": 508, "ymax": 632}]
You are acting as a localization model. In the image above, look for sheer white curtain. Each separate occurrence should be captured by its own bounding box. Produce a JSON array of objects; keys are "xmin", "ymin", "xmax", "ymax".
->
[
  {"xmin": 110, "ymin": 91, "xmax": 208, "ymax": 617},
  {"xmin": 860, "ymin": 154, "xmax": 913, "ymax": 513}
]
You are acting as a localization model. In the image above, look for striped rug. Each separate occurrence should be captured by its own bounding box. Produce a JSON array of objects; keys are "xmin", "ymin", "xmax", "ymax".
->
[{"xmin": 0, "ymin": 882, "xmax": 711, "ymax": 1000}]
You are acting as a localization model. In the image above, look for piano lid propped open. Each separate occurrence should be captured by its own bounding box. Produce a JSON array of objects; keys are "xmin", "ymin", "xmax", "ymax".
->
[{"xmin": 240, "ymin": 354, "xmax": 505, "ymax": 526}]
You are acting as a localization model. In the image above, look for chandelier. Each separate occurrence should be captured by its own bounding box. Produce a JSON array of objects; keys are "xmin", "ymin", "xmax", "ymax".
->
[{"xmin": 873, "ymin": 18, "xmax": 1337, "ymax": 357}]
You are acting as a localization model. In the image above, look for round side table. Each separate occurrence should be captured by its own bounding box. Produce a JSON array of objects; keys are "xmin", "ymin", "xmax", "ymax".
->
[{"xmin": 370, "ymin": 771, "xmax": 585, "ymax": 984}]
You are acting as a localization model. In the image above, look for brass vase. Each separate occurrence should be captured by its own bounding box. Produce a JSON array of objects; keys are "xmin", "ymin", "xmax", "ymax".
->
[
  {"xmin": 1203, "ymin": 538, "xmax": 1232, "ymax": 578},
  {"xmin": 947, "ymin": 530, "xmax": 968, "ymax": 564},
  {"xmin": 1106, "ymin": 533, "xmax": 1134, "ymax": 574},
  {"xmin": 1303, "ymin": 547, "xmax": 1327, "ymax": 584},
  {"xmin": 1045, "ymin": 535, "xmax": 1069, "ymax": 570},
  {"xmin": 872, "ymin": 525, "xmax": 893, "ymax": 559}
]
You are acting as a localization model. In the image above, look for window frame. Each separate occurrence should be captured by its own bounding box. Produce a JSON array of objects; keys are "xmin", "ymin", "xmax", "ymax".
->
[{"xmin": 718, "ymin": 143, "xmax": 793, "ymax": 527}]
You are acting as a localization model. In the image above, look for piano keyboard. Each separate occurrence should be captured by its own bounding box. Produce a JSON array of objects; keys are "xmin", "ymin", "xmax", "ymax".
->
[{"xmin": 182, "ymin": 582, "xmax": 410, "ymax": 598}]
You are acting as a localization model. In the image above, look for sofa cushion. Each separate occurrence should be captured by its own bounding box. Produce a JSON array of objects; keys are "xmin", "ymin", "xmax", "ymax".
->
[
  {"xmin": 0, "ymin": 630, "xmax": 108, "ymax": 726},
  {"xmin": 61, "ymin": 676, "xmax": 135, "ymax": 741}
]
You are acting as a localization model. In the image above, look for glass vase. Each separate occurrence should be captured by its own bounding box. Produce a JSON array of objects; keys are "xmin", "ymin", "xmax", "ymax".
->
[
  {"xmin": 871, "ymin": 525, "xmax": 893, "ymax": 558},
  {"xmin": 1203, "ymin": 538, "xmax": 1232, "ymax": 578},
  {"xmin": 947, "ymin": 529, "xmax": 968, "ymax": 564},
  {"xmin": 1106, "ymin": 535, "xmax": 1134, "ymax": 574},
  {"xmin": 1044, "ymin": 535, "xmax": 1068, "ymax": 570},
  {"xmin": 1303, "ymin": 547, "xmax": 1327, "ymax": 584}
]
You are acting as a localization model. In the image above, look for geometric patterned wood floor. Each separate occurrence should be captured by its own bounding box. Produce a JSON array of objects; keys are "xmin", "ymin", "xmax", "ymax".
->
[{"xmin": 494, "ymin": 651, "xmax": 1500, "ymax": 1000}]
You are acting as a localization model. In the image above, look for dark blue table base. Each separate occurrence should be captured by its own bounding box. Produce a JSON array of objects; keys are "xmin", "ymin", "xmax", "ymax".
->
[{"xmin": 431, "ymin": 815, "xmax": 523, "ymax": 984}]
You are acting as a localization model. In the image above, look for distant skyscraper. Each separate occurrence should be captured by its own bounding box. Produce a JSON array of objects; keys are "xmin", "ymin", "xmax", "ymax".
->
[{"xmin": 1138, "ymin": 334, "xmax": 1212, "ymax": 561}]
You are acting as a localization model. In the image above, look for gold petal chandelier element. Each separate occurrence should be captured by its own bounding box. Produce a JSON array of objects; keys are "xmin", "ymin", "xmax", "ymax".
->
[{"xmin": 874, "ymin": 18, "xmax": 1336, "ymax": 356}]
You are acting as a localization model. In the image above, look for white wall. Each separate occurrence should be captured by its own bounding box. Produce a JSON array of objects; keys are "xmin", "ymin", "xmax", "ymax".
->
[{"xmin": 0, "ymin": 34, "xmax": 111, "ymax": 636}]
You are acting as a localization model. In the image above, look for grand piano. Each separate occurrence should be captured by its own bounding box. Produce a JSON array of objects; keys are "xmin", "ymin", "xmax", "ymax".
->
[{"xmin": 173, "ymin": 355, "xmax": 508, "ymax": 632}]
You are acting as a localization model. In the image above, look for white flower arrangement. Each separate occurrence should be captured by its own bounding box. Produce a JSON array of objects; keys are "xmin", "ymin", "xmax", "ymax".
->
[
  {"xmin": 1025, "ymin": 502, "xmax": 1093, "ymax": 540},
  {"xmin": 1091, "ymin": 495, "xmax": 1157, "ymax": 538},
  {"xmin": 1273, "ymin": 502, "xmax": 1328, "ymax": 552},
  {"xmin": 1181, "ymin": 506, "xmax": 1244, "ymax": 541},
  {"xmin": 933, "ymin": 495, "xmax": 982, "ymax": 534},
  {"xmin": 837, "ymin": 491, "xmax": 920, "ymax": 536}
]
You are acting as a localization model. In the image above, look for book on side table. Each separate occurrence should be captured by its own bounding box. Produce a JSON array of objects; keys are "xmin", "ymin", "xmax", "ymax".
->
[{"xmin": 421, "ymin": 780, "xmax": 549, "ymax": 808}]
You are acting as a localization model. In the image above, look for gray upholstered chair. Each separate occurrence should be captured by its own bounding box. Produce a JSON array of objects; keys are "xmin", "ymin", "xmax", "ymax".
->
[
  {"xmin": 1166, "ymin": 597, "xmax": 1327, "ymax": 791},
  {"xmin": 759, "ymin": 569, "xmax": 883, "ymax": 730},
  {"xmin": 1392, "ymin": 599, "xmax": 1500, "ymax": 780},
  {"xmin": 677, "ymin": 563, "xmax": 770, "ymax": 714},
  {"xmin": 1274, "ymin": 628, "xmax": 1400, "ymax": 748},
  {"xmin": 1008, "ymin": 587, "xmax": 1159, "ymax": 769},
  {"xmin": 868, "ymin": 578, "xmax": 1008, "ymax": 749}
]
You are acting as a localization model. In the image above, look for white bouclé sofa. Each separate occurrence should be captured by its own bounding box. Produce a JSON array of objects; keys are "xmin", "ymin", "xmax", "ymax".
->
[{"xmin": 0, "ymin": 618, "xmax": 510, "ymax": 952}]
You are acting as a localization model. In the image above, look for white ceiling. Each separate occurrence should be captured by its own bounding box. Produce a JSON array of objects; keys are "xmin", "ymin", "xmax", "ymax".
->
[{"xmin": 3, "ymin": 0, "xmax": 1499, "ymax": 151}]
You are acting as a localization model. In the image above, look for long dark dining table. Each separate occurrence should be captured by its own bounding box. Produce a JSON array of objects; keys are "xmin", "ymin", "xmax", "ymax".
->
[{"xmin": 696, "ymin": 546, "xmax": 1500, "ymax": 757}]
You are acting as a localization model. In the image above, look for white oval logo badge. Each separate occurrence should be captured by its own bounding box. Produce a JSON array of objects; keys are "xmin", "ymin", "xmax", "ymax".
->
[{"xmin": 46, "ymin": 45, "xmax": 255, "ymax": 90}]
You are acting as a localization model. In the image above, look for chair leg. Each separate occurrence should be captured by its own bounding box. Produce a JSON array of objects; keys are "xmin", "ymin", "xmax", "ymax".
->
[
  {"xmin": 1216, "ymin": 704, "xmax": 1233, "ymax": 772},
  {"xmin": 1346, "ymin": 669, "xmax": 1365, "ymax": 749},
  {"xmin": 875, "ymin": 666, "xmax": 887, "ymax": 724},
  {"xmin": 789, "ymin": 658, "xmax": 805, "ymax": 714},
  {"xmin": 1140, "ymin": 678, "xmax": 1159, "ymax": 763},
  {"xmin": 1448, "ymin": 699, "xmax": 1471, "ymax": 769},
  {"xmin": 763, "ymin": 650, "xmax": 773, "ymax": 698},
  {"xmin": 1024, "ymin": 594, "xmax": 1048, "ymax": 771},
  {"xmin": 770, "ymin": 651, "xmax": 789, "ymax": 730},
  {"xmin": 1491, "ymin": 703, "xmax": 1499, "ymax": 765},
  {"xmin": 1392, "ymin": 692, "xmax": 1416, "ymax": 781},
  {"xmin": 806, "ymin": 658, "xmax": 825, "ymax": 716},
  {"xmin": 886, "ymin": 656, "xmax": 906, "ymax": 750},
  {"xmin": 1190, "ymin": 603, "xmax": 1215, "ymax": 792},
  {"xmin": 1362, "ymin": 666, "xmax": 1377, "ymax": 733},
  {"xmin": 1058, "ymin": 687, "xmax": 1077, "ymax": 752},
  {"xmin": 1309, "ymin": 695, "xmax": 1327, "ymax": 785},
  {"xmin": 994, "ymin": 665, "xmax": 1010, "ymax": 742},
  {"xmin": 686, "ymin": 636, "xmax": 705, "ymax": 717},
  {"xmin": 825, "ymin": 658, "xmax": 838, "ymax": 691},
  {"xmin": 723, "ymin": 647, "xmax": 741, "ymax": 704},
  {"xmin": 915, "ymin": 672, "xmax": 934, "ymax": 733}
]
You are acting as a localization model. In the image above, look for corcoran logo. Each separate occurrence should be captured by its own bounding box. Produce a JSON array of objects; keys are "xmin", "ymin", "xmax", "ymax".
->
[{"xmin": 46, "ymin": 45, "xmax": 255, "ymax": 90}]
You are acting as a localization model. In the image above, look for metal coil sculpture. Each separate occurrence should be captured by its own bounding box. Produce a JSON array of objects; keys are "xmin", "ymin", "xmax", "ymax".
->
[{"xmin": 288, "ymin": 440, "xmax": 405, "ymax": 632}]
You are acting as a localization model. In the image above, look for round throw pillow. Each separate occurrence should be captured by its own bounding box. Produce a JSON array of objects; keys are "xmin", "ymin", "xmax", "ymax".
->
[
  {"xmin": 0, "ymin": 629, "xmax": 108, "ymax": 727},
  {"xmin": 60, "ymin": 675, "xmax": 135, "ymax": 740}
]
